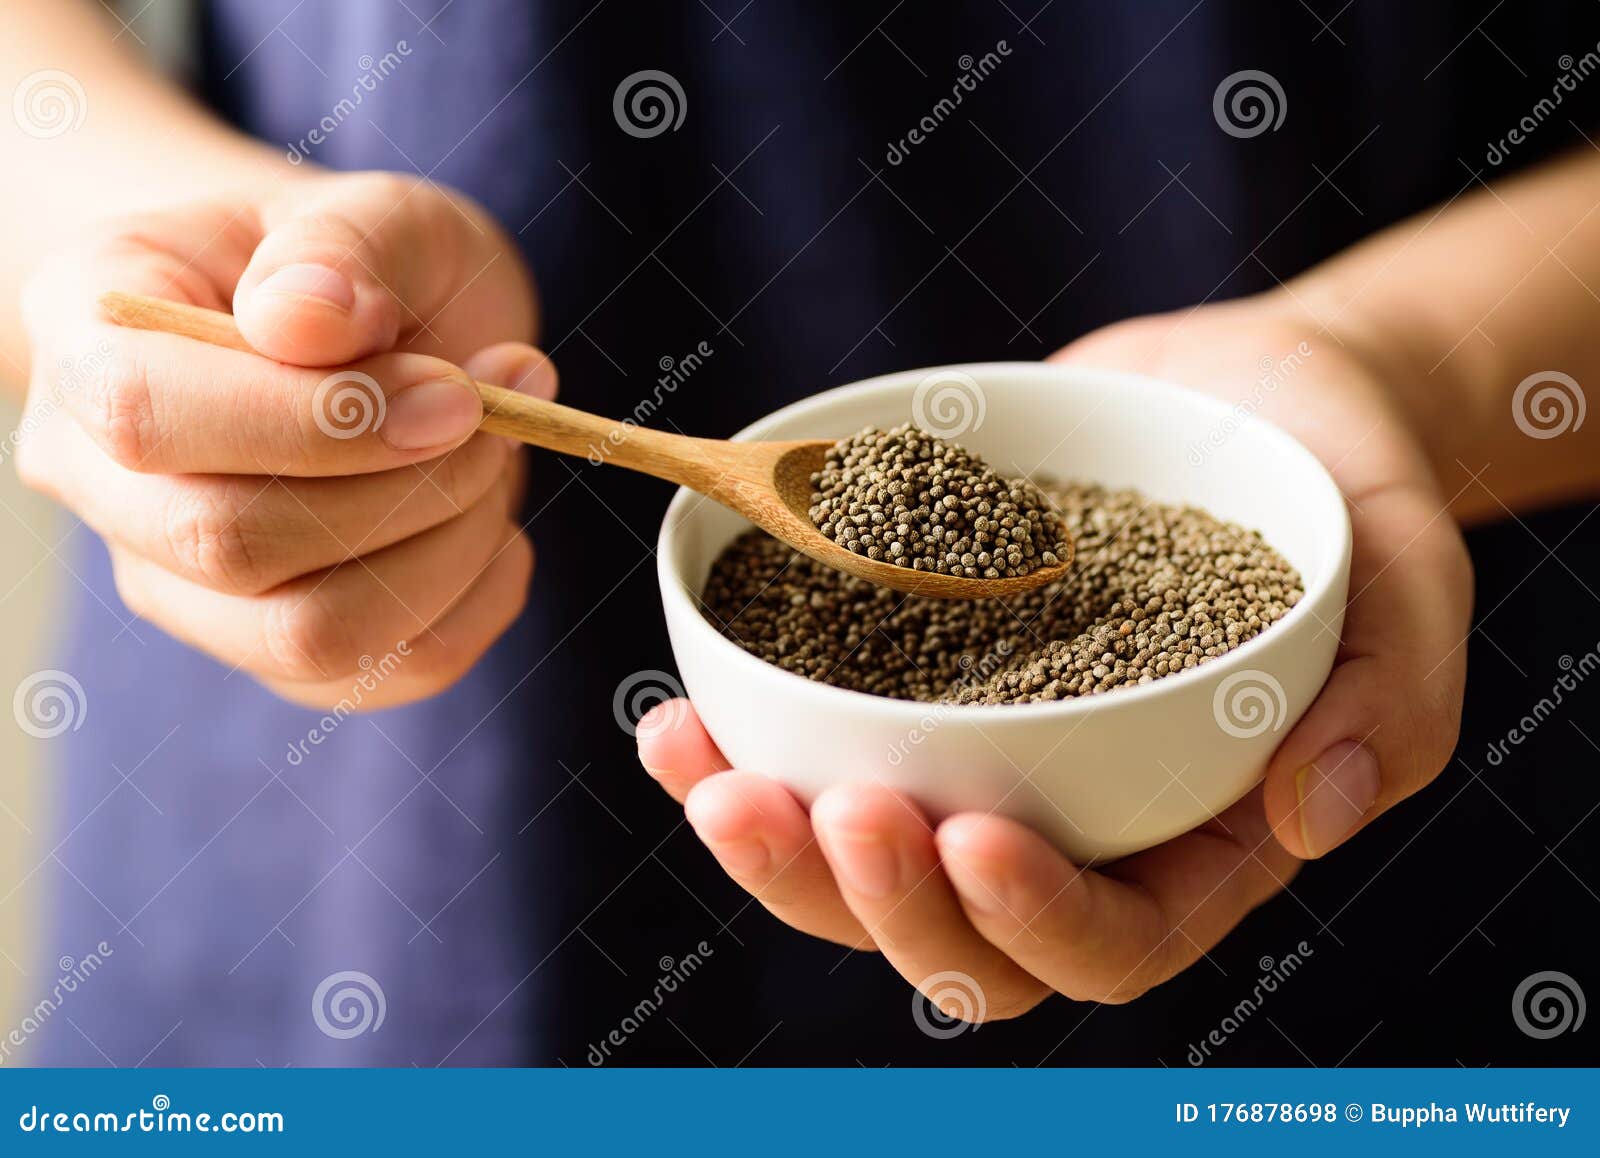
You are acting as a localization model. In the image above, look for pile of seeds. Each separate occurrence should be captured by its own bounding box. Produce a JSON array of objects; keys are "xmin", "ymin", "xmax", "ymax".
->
[
  {"xmin": 702, "ymin": 481, "xmax": 1302, "ymax": 705},
  {"xmin": 808, "ymin": 423, "xmax": 1069, "ymax": 579}
]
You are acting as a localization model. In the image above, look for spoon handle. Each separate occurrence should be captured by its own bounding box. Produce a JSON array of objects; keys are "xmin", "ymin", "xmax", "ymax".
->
[{"xmin": 96, "ymin": 292, "xmax": 727, "ymax": 490}]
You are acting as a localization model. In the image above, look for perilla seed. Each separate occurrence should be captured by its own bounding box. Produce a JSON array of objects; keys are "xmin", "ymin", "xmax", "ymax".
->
[
  {"xmin": 703, "ymin": 481, "xmax": 1302, "ymax": 705},
  {"xmin": 808, "ymin": 424, "xmax": 1070, "ymax": 579}
]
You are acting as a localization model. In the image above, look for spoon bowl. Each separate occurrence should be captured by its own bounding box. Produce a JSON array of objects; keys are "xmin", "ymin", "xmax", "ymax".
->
[
  {"xmin": 98, "ymin": 292, "xmax": 1071, "ymax": 598},
  {"xmin": 753, "ymin": 441, "xmax": 1073, "ymax": 598}
]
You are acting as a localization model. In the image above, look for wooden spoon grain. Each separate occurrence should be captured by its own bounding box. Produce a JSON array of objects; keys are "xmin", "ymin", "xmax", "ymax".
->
[{"xmin": 97, "ymin": 291, "xmax": 1071, "ymax": 599}]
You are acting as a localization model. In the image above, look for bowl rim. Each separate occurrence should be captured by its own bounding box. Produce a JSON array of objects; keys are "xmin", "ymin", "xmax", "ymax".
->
[{"xmin": 656, "ymin": 361, "xmax": 1351, "ymax": 722}]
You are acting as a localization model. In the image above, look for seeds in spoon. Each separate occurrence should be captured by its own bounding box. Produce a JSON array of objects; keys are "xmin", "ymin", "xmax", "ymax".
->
[{"xmin": 807, "ymin": 423, "xmax": 1069, "ymax": 579}]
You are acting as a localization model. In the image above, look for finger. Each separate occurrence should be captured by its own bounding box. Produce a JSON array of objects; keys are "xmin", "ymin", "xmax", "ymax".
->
[
  {"xmin": 937, "ymin": 788, "xmax": 1298, "ymax": 1003},
  {"xmin": 1262, "ymin": 487, "xmax": 1472, "ymax": 857},
  {"xmin": 458, "ymin": 340, "xmax": 549, "ymax": 510},
  {"xmin": 234, "ymin": 174, "xmax": 529, "ymax": 365},
  {"xmin": 812, "ymin": 784, "xmax": 1049, "ymax": 1020},
  {"xmin": 56, "ymin": 326, "xmax": 482, "ymax": 476},
  {"xmin": 111, "ymin": 468, "xmax": 524, "ymax": 682},
  {"xmin": 460, "ymin": 341, "xmax": 559, "ymax": 405},
  {"xmin": 24, "ymin": 410, "xmax": 510, "ymax": 594},
  {"xmin": 635, "ymin": 700, "xmax": 731, "ymax": 803},
  {"xmin": 20, "ymin": 204, "xmax": 263, "ymax": 333},
  {"xmin": 461, "ymin": 341, "xmax": 560, "ymax": 461},
  {"xmin": 261, "ymin": 530, "xmax": 534, "ymax": 711},
  {"xmin": 683, "ymin": 771, "xmax": 873, "ymax": 949},
  {"xmin": 30, "ymin": 234, "xmax": 490, "ymax": 476}
]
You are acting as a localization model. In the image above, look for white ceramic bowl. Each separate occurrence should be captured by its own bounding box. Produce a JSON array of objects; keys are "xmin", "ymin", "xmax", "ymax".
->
[{"xmin": 657, "ymin": 364, "xmax": 1351, "ymax": 862}]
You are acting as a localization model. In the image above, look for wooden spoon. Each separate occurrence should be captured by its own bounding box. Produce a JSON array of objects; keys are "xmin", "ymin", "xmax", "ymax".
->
[{"xmin": 98, "ymin": 291, "xmax": 1071, "ymax": 599}]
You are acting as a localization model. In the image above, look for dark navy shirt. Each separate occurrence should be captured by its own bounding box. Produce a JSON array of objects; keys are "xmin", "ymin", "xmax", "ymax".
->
[{"xmin": 33, "ymin": 1, "xmax": 1600, "ymax": 1065}]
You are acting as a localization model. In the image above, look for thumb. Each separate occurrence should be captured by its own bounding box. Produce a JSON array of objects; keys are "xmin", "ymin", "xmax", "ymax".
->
[
  {"xmin": 1261, "ymin": 485, "xmax": 1473, "ymax": 858},
  {"xmin": 233, "ymin": 173, "xmax": 474, "ymax": 366}
]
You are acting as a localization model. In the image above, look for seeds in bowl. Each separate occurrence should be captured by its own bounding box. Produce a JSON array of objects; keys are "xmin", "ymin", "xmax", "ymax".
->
[
  {"xmin": 701, "ymin": 481, "xmax": 1302, "ymax": 706},
  {"xmin": 808, "ymin": 423, "xmax": 1070, "ymax": 580}
]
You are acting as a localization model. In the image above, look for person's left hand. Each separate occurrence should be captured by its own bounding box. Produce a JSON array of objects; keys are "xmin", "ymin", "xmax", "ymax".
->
[{"xmin": 635, "ymin": 291, "xmax": 1472, "ymax": 1016}]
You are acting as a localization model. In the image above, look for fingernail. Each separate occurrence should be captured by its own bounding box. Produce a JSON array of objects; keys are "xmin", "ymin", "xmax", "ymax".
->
[
  {"xmin": 257, "ymin": 263, "xmax": 354, "ymax": 312},
  {"xmin": 381, "ymin": 378, "xmax": 481, "ymax": 450},
  {"xmin": 1296, "ymin": 741, "xmax": 1380, "ymax": 857},
  {"xmin": 820, "ymin": 829, "xmax": 901, "ymax": 899},
  {"xmin": 708, "ymin": 838, "xmax": 770, "ymax": 876},
  {"xmin": 941, "ymin": 852, "xmax": 1006, "ymax": 917}
]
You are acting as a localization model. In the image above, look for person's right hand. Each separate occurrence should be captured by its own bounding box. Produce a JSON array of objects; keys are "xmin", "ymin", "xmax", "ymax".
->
[{"xmin": 16, "ymin": 171, "xmax": 551, "ymax": 709}]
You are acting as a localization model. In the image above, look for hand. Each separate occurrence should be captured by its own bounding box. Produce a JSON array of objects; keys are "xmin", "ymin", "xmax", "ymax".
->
[
  {"xmin": 636, "ymin": 293, "xmax": 1472, "ymax": 1014},
  {"xmin": 16, "ymin": 171, "xmax": 550, "ymax": 708}
]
